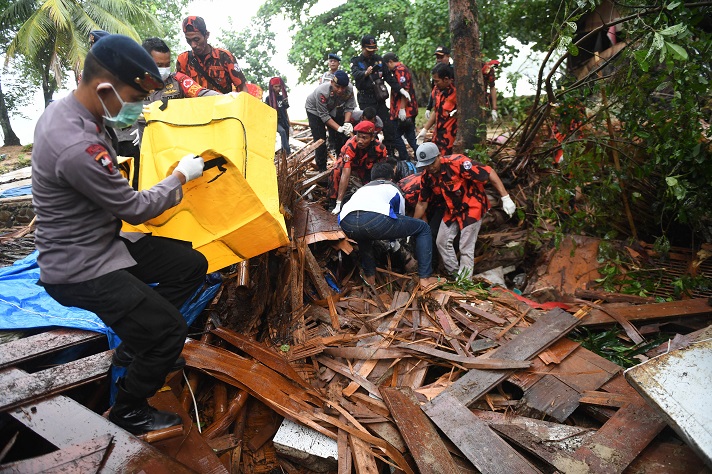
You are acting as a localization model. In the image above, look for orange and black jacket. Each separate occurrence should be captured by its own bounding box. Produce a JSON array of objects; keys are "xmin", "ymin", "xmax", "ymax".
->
[
  {"xmin": 176, "ymin": 47, "xmax": 247, "ymax": 94},
  {"xmin": 327, "ymin": 136, "xmax": 388, "ymax": 199},
  {"xmin": 431, "ymin": 85, "xmax": 457, "ymax": 155},
  {"xmin": 419, "ymin": 154, "xmax": 492, "ymax": 229},
  {"xmin": 388, "ymin": 63, "xmax": 418, "ymax": 120}
]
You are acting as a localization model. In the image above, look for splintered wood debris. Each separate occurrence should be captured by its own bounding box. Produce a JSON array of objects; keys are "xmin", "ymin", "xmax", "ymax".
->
[{"xmin": 1, "ymin": 134, "xmax": 712, "ymax": 472}]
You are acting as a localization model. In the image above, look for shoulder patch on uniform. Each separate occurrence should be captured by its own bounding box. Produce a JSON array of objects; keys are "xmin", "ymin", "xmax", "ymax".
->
[
  {"xmin": 462, "ymin": 160, "xmax": 472, "ymax": 170},
  {"xmin": 181, "ymin": 76, "xmax": 195, "ymax": 88},
  {"xmin": 399, "ymin": 76, "xmax": 406, "ymax": 83},
  {"xmin": 86, "ymin": 144, "xmax": 115, "ymax": 174}
]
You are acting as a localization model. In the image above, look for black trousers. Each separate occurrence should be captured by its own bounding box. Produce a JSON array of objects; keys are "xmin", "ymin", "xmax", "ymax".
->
[
  {"xmin": 42, "ymin": 236, "xmax": 208, "ymax": 399},
  {"xmin": 307, "ymin": 111, "xmax": 329, "ymax": 171},
  {"xmin": 358, "ymin": 98, "xmax": 395, "ymax": 156}
]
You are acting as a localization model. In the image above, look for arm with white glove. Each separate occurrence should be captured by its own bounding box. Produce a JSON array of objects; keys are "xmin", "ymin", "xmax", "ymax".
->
[
  {"xmin": 331, "ymin": 201, "xmax": 342, "ymax": 215},
  {"xmin": 399, "ymin": 88, "xmax": 411, "ymax": 102},
  {"xmin": 501, "ymin": 194, "xmax": 516, "ymax": 217},
  {"xmin": 341, "ymin": 122, "xmax": 354, "ymax": 136},
  {"xmin": 173, "ymin": 154, "xmax": 204, "ymax": 184},
  {"xmin": 416, "ymin": 128, "xmax": 428, "ymax": 145},
  {"xmin": 491, "ymin": 109, "xmax": 499, "ymax": 122},
  {"xmin": 398, "ymin": 109, "xmax": 407, "ymax": 121},
  {"xmin": 130, "ymin": 128, "xmax": 140, "ymax": 147}
]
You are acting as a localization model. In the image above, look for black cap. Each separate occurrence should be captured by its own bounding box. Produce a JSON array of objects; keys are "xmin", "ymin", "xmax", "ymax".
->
[
  {"xmin": 333, "ymin": 70, "xmax": 349, "ymax": 86},
  {"xmin": 182, "ymin": 16, "xmax": 208, "ymax": 36},
  {"xmin": 434, "ymin": 45, "xmax": 451, "ymax": 56},
  {"xmin": 361, "ymin": 35, "xmax": 378, "ymax": 51},
  {"xmin": 89, "ymin": 34, "xmax": 164, "ymax": 93},
  {"xmin": 328, "ymin": 53, "xmax": 341, "ymax": 61},
  {"xmin": 89, "ymin": 30, "xmax": 110, "ymax": 47}
]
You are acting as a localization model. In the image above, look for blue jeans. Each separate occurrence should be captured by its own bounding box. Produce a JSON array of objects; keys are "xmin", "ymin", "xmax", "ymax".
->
[
  {"xmin": 392, "ymin": 118, "xmax": 417, "ymax": 160},
  {"xmin": 339, "ymin": 210, "xmax": 432, "ymax": 278}
]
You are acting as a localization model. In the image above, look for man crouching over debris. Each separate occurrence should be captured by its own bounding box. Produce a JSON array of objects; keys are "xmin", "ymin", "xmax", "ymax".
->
[
  {"xmin": 338, "ymin": 162, "xmax": 438, "ymax": 288},
  {"xmin": 31, "ymin": 35, "xmax": 208, "ymax": 435},
  {"xmin": 413, "ymin": 143, "xmax": 516, "ymax": 280}
]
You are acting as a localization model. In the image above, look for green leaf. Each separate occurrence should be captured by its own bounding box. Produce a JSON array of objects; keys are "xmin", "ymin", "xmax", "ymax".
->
[
  {"xmin": 659, "ymin": 23, "xmax": 687, "ymax": 37},
  {"xmin": 667, "ymin": 1, "xmax": 681, "ymax": 9},
  {"xmin": 665, "ymin": 42, "xmax": 688, "ymax": 61},
  {"xmin": 666, "ymin": 176, "xmax": 678, "ymax": 187}
]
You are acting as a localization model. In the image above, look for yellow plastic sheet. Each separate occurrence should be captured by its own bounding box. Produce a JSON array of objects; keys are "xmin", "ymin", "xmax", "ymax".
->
[{"xmin": 123, "ymin": 93, "xmax": 288, "ymax": 272}]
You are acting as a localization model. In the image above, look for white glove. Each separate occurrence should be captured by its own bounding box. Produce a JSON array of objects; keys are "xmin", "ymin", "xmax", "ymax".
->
[
  {"xmin": 501, "ymin": 194, "xmax": 516, "ymax": 217},
  {"xmin": 491, "ymin": 109, "xmax": 499, "ymax": 122},
  {"xmin": 425, "ymin": 110, "xmax": 431, "ymax": 120},
  {"xmin": 289, "ymin": 127, "xmax": 294, "ymax": 136},
  {"xmin": 449, "ymin": 109, "xmax": 458, "ymax": 117},
  {"xmin": 175, "ymin": 154, "xmax": 204, "ymax": 182},
  {"xmin": 130, "ymin": 128, "xmax": 140, "ymax": 147},
  {"xmin": 331, "ymin": 201, "xmax": 342, "ymax": 215},
  {"xmin": 342, "ymin": 122, "xmax": 354, "ymax": 135},
  {"xmin": 399, "ymin": 89, "xmax": 411, "ymax": 102},
  {"xmin": 398, "ymin": 109, "xmax": 407, "ymax": 121},
  {"xmin": 416, "ymin": 128, "xmax": 427, "ymax": 145}
]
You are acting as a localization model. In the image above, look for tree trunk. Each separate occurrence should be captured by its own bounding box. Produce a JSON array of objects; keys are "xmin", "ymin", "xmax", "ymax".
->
[
  {"xmin": 0, "ymin": 75, "xmax": 21, "ymax": 146},
  {"xmin": 449, "ymin": 0, "xmax": 486, "ymax": 152}
]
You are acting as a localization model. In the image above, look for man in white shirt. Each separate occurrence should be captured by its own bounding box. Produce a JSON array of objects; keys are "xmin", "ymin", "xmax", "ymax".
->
[{"xmin": 338, "ymin": 162, "xmax": 438, "ymax": 288}]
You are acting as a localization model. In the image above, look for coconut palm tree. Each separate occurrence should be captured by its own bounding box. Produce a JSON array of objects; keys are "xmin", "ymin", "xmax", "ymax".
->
[{"xmin": 0, "ymin": 0, "xmax": 164, "ymax": 107}]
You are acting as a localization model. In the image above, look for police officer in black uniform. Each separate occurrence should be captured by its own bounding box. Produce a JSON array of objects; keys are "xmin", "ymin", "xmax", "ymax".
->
[
  {"xmin": 350, "ymin": 35, "xmax": 397, "ymax": 157},
  {"xmin": 32, "ymin": 35, "xmax": 208, "ymax": 435}
]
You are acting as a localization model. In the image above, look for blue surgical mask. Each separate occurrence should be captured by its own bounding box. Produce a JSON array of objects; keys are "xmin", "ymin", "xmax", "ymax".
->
[{"xmin": 97, "ymin": 83, "xmax": 144, "ymax": 128}]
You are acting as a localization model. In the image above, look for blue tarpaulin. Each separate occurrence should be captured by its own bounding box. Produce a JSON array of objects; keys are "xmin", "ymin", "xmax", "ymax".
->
[
  {"xmin": 0, "ymin": 184, "xmax": 32, "ymax": 199},
  {"xmin": 0, "ymin": 250, "xmax": 221, "ymax": 400}
]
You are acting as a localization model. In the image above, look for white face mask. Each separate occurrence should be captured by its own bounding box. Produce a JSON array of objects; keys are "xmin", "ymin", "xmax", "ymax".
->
[{"xmin": 157, "ymin": 67, "xmax": 171, "ymax": 81}]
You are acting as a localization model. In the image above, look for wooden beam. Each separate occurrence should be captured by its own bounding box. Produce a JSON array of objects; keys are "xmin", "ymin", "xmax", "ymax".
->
[
  {"xmin": 431, "ymin": 308, "xmax": 580, "ymax": 407},
  {"xmin": 0, "ymin": 329, "xmax": 104, "ymax": 369},
  {"xmin": 381, "ymin": 388, "xmax": 460, "ymax": 474},
  {"xmin": 580, "ymin": 298, "xmax": 711, "ymax": 326},
  {"xmin": 422, "ymin": 392, "xmax": 542, "ymax": 474},
  {"xmin": 0, "ymin": 351, "xmax": 112, "ymax": 411}
]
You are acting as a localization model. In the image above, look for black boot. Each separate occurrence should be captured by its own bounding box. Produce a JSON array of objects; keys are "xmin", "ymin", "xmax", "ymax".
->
[
  {"xmin": 112, "ymin": 343, "xmax": 186, "ymax": 372},
  {"xmin": 109, "ymin": 381, "xmax": 183, "ymax": 435}
]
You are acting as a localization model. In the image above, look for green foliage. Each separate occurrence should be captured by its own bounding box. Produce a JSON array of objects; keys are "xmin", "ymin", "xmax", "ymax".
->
[
  {"xmin": 593, "ymin": 240, "xmax": 712, "ymax": 299},
  {"xmin": 441, "ymin": 268, "xmax": 490, "ymax": 297},
  {"xmin": 572, "ymin": 327, "xmax": 670, "ymax": 368},
  {"xmin": 613, "ymin": 3, "xmax": 712, "ymax": 242},
  {"xmin": 219, "ymin": 17, "xmax": 281, "ymax": 86}
]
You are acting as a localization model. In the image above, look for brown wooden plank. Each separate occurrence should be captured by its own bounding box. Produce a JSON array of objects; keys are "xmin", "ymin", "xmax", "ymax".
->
[
  {"xmin": 0, "ymin": 329, "xmax": 104, "ymax": 369},
  {"xmin": 626, "ymin": 440, "xmax": 707, "ymax": 474},
  {"xmin": 348, "ymin": 434, "xmax": 379, "ymax": 474},
  {"xmin": 304, "ymin": 243, "xmax": 334, "ymax": 300},
  {"xmin": 515, "ymin": 376, "xmax": 581, "ymax": 422},
  {"xmin": 9, "ymin": 391, "xmax": 194, "ymax": 472},
  {"xmin": 581, "ymin": 298, "xmax": 711, "ymax": 326},
  {"xmin": 515, "ymin": 346, "xmax": 621, "ymax": 422},
  {"xmin": 422, "ymin": 392, "xmax": 542, "ymax": 474},
  {"xmin": 396, "ymin": 343, "xmax": 531, "ymax": 369},
  {"xmin": 0, "ymin": 351, "xmax": 112, "ymax": 411},
  {"xmin": 491, "ymin": 424, "xmax": 590, "ymax": 473},
  {"xmin": 0, "ymin": 433, "xmax": 112, "ymax": 473},
  {"xmin": 470, "ymin": 409, "xmax": 595, "ymax": 446},
  {"xmin": 149, "ymin": 387, "xmax": 229, "ymax": 474},
  {"xmin": 456, "ymin": 301, "xmax": 507, "ymax": 324},
  {"xmin": 338, "ymin": 415, "xmax": 353, "ymax": 474},
  {"xmin": 572, "ymin": 400, "xmax": 667, "ymax": 473},
  {"xmin": 381, "ymin": 387, "xmax": 460, "ymax": 474},
  {"xmin": 434, "ymin": 308, "xmax": 580, "ymax": 407},
  {"xmin": 579, "ymin": 390, "xmax": 636, "ymax": 408}
]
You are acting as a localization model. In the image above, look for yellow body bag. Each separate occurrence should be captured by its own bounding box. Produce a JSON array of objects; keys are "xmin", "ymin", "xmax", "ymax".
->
[{"xmin": 123, "ymin": 93, "xmax": 288, "ymax": 272}]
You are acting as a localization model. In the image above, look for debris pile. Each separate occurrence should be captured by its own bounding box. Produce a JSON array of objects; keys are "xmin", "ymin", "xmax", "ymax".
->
[{"xmin": 1, "ymin": 136, "xmax": 711, "ymax": 472}]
